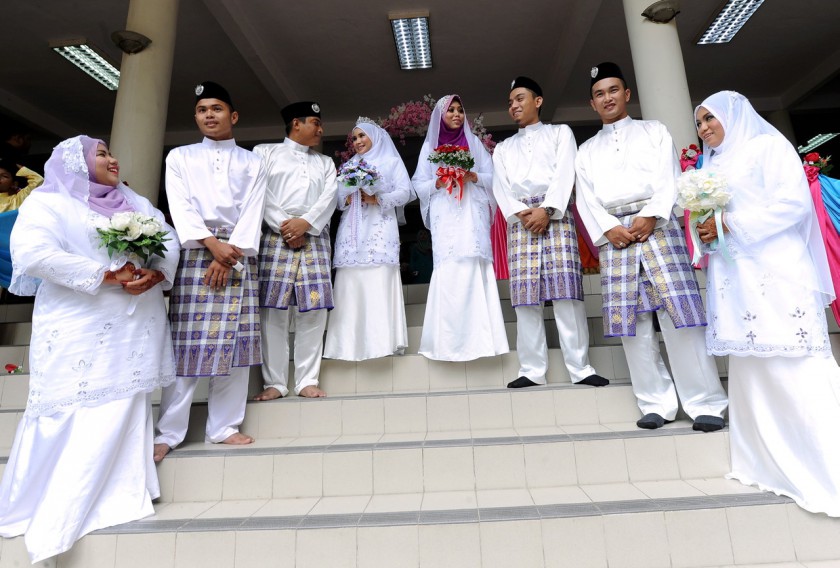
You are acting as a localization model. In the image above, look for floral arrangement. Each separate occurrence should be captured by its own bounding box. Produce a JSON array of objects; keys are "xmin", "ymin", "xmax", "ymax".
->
[
  {"xmin": 427, "ymin": 144, "xmax": 475, "ymax": 171},
  {"xmin": 803, "ymin": 152, "xmax": 833, "ymax": 176},
  {"xmin": 336, "ymin": 94, "xmax": 497, "ymax": 162},
  {"xmin": 96, "ymin": 212, "xmax": 170, "ymax": 265},
  {"xmin": 4, "ymin": 363, "xmax": 23, "ymax": 374},
  {"xmin": 337, "ymin": 159, "xmax": 380, "ymax": 195},
  {"xmin": 677, "ymin": 170, "xmax": 731, "ymax": 263},
  {"xmin": 428, "ymin": 144, "xmax": 475, "ymax": 201},
  {"xmin": 679, "ymin": 144, "xmax": 702, "ymax": 172}
]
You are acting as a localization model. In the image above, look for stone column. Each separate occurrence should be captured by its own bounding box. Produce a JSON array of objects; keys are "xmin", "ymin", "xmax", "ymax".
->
[
  {"xmin": 109, "ymin": 0, "xmax": 180, "ymax": 205},
  {"xmin": 766, "ymin": 109, "xmax": 797, "ymax": 145},
  {"xmin": 622, "ymin": 0, "xmax": 697, "ymax": 150}
]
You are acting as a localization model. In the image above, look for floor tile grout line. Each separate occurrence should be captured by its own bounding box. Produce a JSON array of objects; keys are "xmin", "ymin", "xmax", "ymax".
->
[{"xmin": 91, "ymin": 492, "xmax": 792, "ymax": 535}]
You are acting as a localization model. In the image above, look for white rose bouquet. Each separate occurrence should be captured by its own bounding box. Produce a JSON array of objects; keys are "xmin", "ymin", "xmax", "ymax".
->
[
  {"xmin": 97, "ymin": 211, "xmax": 170, "ymax": 266},
  {"xmin": 676, "ymin": 169, "xmax": 731, "ymax": 263}
]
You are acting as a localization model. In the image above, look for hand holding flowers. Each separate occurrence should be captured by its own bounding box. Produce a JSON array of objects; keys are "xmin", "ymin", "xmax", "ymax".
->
[
  {"xmin": 676, "ymin": 169, "xmax": 731, "ymax": 263},
  {"xmin": 427, "ymin": 144, "xmax": 475, "ymax": 201},
  {"xmin": 97, "ymin": 211, "xmax": 170, "ymax": 267},
  {"xmin": 337, "ymin": 159, "xmax": 381, "ymax": 196}
]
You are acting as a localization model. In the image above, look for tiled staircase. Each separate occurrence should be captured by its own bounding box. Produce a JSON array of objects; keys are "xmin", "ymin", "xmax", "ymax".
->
[{"xmin": 1, "ymin": 275, "xmax": 840, "ymax": 567}]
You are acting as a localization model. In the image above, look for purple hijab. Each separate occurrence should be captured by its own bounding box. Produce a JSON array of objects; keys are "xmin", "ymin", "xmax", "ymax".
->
[
  {"xmin": 437, "ymin": 95, "xmax": 469, "ymax": 148},
  {"xmin": 82, "ymin": 136, "xmax": 133, "ymax": 216}
]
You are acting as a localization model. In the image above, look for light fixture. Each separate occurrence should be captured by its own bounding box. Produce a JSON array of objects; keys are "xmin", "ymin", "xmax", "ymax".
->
[
  {"xmin": 641, "ymin": 0, "xmax": 680, "ymax": 24},
  {"xmin": 50, "ymin": 38, "xmax": 120, "ymax": 91},
  {"xmin": 389, "ymin": 11, "xmax": 432, "ymax": 70},
  {"xmin": 798, "ymin": 133, "xmax": 839, "ymax": 154},
  {"xmin": 111, "ymin": 30, "xmax": 152, "ymax": 54},
  {"xmin": 697, "ymin": 0, "xmax": 764, "ymax": 44}
]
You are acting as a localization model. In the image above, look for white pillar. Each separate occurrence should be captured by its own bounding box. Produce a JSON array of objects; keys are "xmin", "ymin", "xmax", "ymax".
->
[
  {"xmin": 110, "ymin": 0, "xmax": 180, "ymax": 205},
  {"xmin": 622, "ymin": 0, "xmax": 696, "ymax": 150},
  {"xmin": 766, "ymin": 109, "xmax": 797, "ymax": 145}
]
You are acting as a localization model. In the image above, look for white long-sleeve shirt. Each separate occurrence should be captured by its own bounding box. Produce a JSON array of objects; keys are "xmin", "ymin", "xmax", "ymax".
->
[
  {"xmin": 492, "ymin": 122, "xmax": 577, "ymax": 223},
  {"xmin": 253, "ymin": 138, "xmax": 338, "ymax": 236},
  {"xmin": 575, "ymin": 116, "xmax": 678, "ymax": 246},
  {"xmin": 165, "ymin": 137, "xmax": 267, "ymax": 256}
]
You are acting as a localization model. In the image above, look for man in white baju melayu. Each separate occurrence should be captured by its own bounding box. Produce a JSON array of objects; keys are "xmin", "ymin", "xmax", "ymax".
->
[
  {"xmin": 253, "ymin": 101, "xmax": 337, "ymax": 400},
  {"xmin": 492, "ymin": 76, "xmax": 606, "ymax": 389},
  {"xmin": 575, "ymin": 62, "xmax": 727, "ymax": 430},
  {"xmin": 154, "ymin": 82, "xmax": 267, "ymax": 461}
]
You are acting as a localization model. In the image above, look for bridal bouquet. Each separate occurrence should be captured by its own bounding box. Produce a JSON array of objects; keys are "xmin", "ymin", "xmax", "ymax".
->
[
  {"xmin": 427, "ymin": 144, "xmax": 475, "ymax": 201},
  {"xmin": 677, "ymin": 169, "xmax": 731, "ymax": 263},
  {"xmin": 337, "ymin": 159, "xmax": 380, "ymax": 195},
  {"xmin": 96, "ymin": 211, "xmax": 170, "ymax": 266}
]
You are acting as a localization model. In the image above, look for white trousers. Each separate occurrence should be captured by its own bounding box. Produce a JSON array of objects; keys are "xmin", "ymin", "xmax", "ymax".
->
[
  {"xmin": 515, "ymin": 300, "xmax": 595, "ymax": 384},
  {"xmin": 154, "ymin": 366, "xmax": 250, "ymax": 447},
  {"xmin": 261, "ymin": 306, "xmax": 328, "ymax": 396},
  {"xmin": 621, "ymin": 310, "xmax": 728, "ymax": 420}
]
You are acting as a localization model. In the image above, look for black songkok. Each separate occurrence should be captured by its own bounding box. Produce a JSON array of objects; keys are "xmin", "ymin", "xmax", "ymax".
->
[
  {"xmin": 590, "ymin": 62, "xmax": 625, "ymax": 88},
  {"xmin": 509, "ymin": 76, "xmax": 543, "ymax": 97},
  {"xmin": 281, "ymin": 102, "xmax": 322, "ymax": 125},
  {"xmin": 194, "ymin": 81, "xmax": 235, "ymax": 111}
]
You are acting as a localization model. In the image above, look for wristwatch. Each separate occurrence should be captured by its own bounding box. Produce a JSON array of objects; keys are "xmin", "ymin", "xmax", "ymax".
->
[{"xmin": 543, "ymin": 206, "xmax": 556, "ymax": 217}]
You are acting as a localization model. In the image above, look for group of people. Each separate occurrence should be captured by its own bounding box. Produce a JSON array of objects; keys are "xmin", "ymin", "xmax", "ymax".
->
[{"xmin": 1, "ymin": 61, "xmax": 839, "ymax": 563}]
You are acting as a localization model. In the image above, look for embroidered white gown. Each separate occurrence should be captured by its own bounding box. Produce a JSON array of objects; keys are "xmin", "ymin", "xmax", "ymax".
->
[
  {"xmin": 0, "ymin": 183, "xmax": 179, "ymax": 561},
  {"xmin": 324, "ymin": 123, "xmax": 413, "ymax": 361},
  {"xmin": 700, "ymin": 93, "xmax": 840, "ymax": 516},
  {"xmin": 412, "ymin": 97, "xmax": 509, "ymax": 361}
]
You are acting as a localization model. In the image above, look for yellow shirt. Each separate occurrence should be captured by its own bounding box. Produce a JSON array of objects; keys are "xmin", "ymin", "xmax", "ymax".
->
[{"xmin": 0, "ymin": 167, "xmax": 43, "ymax": 213}]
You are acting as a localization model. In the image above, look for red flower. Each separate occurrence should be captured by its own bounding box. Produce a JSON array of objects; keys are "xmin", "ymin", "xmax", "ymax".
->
[
  {"xmin": 805, "ymin": 152, "xmax": 821, "ymax": 163},
  {"xmin": 5, "ymin": 364, "xmax": 18, "ymax": 374}
]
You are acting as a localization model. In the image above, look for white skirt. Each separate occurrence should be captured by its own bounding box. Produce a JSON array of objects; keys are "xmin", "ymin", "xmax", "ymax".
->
[
  {"xmin": 419, "ymin": 257, "xmax": 509, "ymax": 361},
  {"xmin": 727, "ymin": 354, "xmax": 840, "ymax": 516},
  {"xmin": 324, "ymin": 265, "xmax": 408, "ymax": 361},
  {"xmin": 0, "ymin": 392, "xmax": 158, "ymax": 563}
]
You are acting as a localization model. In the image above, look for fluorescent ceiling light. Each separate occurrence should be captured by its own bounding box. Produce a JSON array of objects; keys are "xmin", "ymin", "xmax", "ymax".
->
[
  {"xmin": 51, "ymin": 39, "xmax": 120, "ymax": 90},
  {"xmin": 697, "ymin": 0, "xmax": 765, "ymax": 44},
  {"xmin": 798, "ymin": 133, "xmax": 839, "ymax": 154},
  {"xmin": 389, "ymin": 11, "xmax": 432, "ymax": 70}
]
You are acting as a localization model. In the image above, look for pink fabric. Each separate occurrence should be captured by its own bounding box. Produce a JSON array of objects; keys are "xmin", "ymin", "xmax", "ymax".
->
[
  {"xmin": 807, "ymin": 169, "xmax": 840, "ymax": 325},
  {"xmin": 491, "ymin": 208, "xmax": 509, "ymax": 280}
]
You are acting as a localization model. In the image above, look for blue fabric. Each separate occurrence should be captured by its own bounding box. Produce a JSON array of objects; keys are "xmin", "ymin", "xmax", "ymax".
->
[
  {"xmin": 820, "ymin": 174, "xmax": 840, "ymax": 236},
  {"xmin": 0, "ymin": 210, "xmax": 18, "ymax": 288}
]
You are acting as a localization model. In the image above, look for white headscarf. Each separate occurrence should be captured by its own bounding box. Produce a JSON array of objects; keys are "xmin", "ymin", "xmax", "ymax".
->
[{"xmin": 695, "ymin": 91, "xmax": 783, "ymax": 167}]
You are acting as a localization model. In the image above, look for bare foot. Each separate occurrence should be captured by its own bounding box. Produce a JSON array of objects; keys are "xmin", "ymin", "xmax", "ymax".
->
[
  {"xmin": 299, "ymin": 385, "xmax": 326, "ymax": 398},
  {"xmin": 153, "ymin": 443, "xmax": 171, "ymax": 463},
  {"xmin": 221, "ymin": 432, "xmax": 254, "ymax": 445},
  {"xmin": 253, "ymin": 387, "xmax": 283, "ymax": 401}
]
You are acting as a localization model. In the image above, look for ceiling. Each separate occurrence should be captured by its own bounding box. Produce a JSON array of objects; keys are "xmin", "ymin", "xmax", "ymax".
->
[{"xmin": 3, "ymin": 0, "xmax": 840, "ymax": 159}]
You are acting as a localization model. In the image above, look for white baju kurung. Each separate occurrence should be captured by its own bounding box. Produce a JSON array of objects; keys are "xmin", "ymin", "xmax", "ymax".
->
[
  {"xmin": 698, "ymin": 91, "xmax": 840, "ymax": 516},
  {"xmin": 155, "ymin": 137, "xmax": 266, "ymax": 448},
  {"xmin": 412, "ymin": 96, "xmax": 508, "ymax": 362},
  {"xmin": 575, "ymin": 116, "xmax": 728, "ymax": 420},
  {"xmin": 254, "ymin": 138, "xmax": 337, "ymax": 395},
  {"xmin": 0, "ymin": 142, "xmax": 179, "ymax": 563},
  {"xmin": 324, "ymin": 122, "xmax": 412, "ymax": 361},
  {"xmin": 492, "ymin": 122, "xmax": 595, "ymax": 383}
]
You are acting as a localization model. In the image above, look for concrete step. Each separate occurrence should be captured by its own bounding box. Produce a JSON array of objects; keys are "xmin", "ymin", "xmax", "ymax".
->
[{"xmin": 3, "ymin": 495, "xmax": 839, "ymax": 567}]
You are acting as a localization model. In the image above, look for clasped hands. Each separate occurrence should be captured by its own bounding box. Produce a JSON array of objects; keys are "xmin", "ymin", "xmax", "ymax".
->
[
  {"xmin": 281, "ymin": 218, "xmax": 312, "ymax": 250},
  {"xmin": 604, "ymin": 216, "xmax": 656, "ymax": 248},
  {"xmin": 516, "ymin": 207, "xmax": 551, "ymax": 235},
  {"xmin": 103, "ymin": 264, "xmax": 164, "ymax": 296},
  {"xmin": 201, "ymin": 236, "xmax": 244, "ymax": 289}
]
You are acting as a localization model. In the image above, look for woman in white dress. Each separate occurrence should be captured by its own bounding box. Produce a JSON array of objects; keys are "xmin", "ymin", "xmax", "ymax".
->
[
  {"xmin": 0, "ymin": 135, "xmax": 180, "ymax": 562},
  {"xmin": 412, "ymin": 95, "xmax": 509, "ymax": 361},
  {"xmin": 324, "ymin": 118, "xmax": 412, "ymax": 360},
  {"xmin": 695, "ymin": 91, "xmax": 840, "ymax": 516}
]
